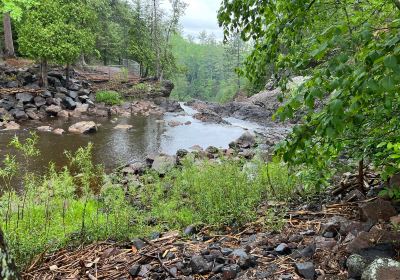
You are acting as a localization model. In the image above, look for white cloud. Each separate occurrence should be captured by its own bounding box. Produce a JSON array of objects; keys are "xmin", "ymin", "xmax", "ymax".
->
[{"xmin": 161, "ymin": 0, "xmax": 223, "ymax": 40}]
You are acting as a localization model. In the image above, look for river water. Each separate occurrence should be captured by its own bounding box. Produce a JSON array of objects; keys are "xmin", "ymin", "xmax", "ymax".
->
[{"xmin": 0, "ymin": 104, "xmax": 266, "ymax": 174}]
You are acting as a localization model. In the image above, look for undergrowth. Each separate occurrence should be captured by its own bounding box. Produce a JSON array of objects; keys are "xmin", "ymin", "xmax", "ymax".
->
[
  {"xmin": 95, "ymin": 90, "xmax": 123, "ymax": 105},
  {"xmin": 0, "ymin": 134, "xmax": 302, "ymax": 269}
]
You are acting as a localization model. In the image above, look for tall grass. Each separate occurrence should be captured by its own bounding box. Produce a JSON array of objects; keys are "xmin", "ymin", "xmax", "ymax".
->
[{"xmin": 0, "ymin": 134, "xmax": 301, "ymax": 269}]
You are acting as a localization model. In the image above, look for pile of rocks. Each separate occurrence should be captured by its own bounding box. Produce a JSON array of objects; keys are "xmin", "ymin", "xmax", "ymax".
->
[{"xmin": 0, "ymin": 66, "xmax": 95, "ymax": 123}]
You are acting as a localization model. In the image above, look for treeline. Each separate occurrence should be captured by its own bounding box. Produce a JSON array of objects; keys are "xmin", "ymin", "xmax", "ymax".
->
[
  {"xmin": 0, "ymin": 0, "xmax": 186, "ymax": 86},
  {"xmin": 171, "ymin": 32, "xmax": 252, "ymax": 103}
]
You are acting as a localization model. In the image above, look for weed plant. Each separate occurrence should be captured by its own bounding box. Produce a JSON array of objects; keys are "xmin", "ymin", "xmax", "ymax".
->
[{"xmin": 0, "ymin": 134, "xmax": 301, "ymax": 269}]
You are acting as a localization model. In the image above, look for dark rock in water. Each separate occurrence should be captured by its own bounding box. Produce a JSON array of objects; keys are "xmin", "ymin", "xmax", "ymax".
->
[
  {"xmin": 63, "ymin": 97, "xmax": 76, "ymax": 110},
  {"xmin": 190, "ymin": 255, "xmax": 211, "ymax": 274},
  {"xmin": 16, "ymin": 93, "xmax": 34, "ymax": 104},
  {"xmin": 131, "ymin": 238, "xmax": 146, "ymax": 250},
  {"xmin": 128, "ymin": 264, "xmax": 141, "ymax": 277},
  {"xmin": 360, "ymin": 198, "xmax": 397, "ymax": 223},
  {"xmin": 194, "ymin": 108, "xmax": 230, "ymax": 125},
  {"xmin": 295, "ymin": 262, "xmax": 315, "ymax": 279},
  {"xmin": 221, "ymin": 264, "xmax": 241, "ymax": 280},
  {"xmin": 34, "ymin": 96, "xmax": 46, "ymax": 107},
  {"xmin": 347, "ymin": 254, "xmax": 368, "ymax": 279},
  {"xmin": 275, "ymin": 243, "xmax": 291, "ymax": 255},
  {"xmin": 361, "ymin": 258, "xmax": 400, "ymax": 280}
]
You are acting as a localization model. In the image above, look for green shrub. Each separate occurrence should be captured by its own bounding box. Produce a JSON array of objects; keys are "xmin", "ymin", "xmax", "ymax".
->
[{"xmin": 95, "ymin": 90, "xmax": 123, "ymax": 105}]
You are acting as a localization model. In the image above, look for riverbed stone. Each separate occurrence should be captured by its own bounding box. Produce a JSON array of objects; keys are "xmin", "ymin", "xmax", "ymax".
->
[
  {"xmin": 37, "ymin": 126, "xmax": 53, "ymax": 132},
  {"xmin": 52, "ymin": 128, "xmax": 65, "ymax": 135},
  {"xmin": 68, "ymin": 121, "xmax": 97, "ymax": 134},
  {"xmin": 115, "ymin": 124, "xmax": 133, "ymax": 130},
  {"xmin": 46, "ymin": 105, "xmax": 62, "ymax": 116},
  {"xmin": 3, "ymin": 121, "xmax": 20, "ymax": 130},
  {"xmin": 63, "ymin": 97, "xmax": 76, "ymax": 110}
]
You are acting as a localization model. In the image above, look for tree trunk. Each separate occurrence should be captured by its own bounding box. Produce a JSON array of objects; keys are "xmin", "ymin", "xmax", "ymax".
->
[
  {"xmin": 3, "ymin": 12, "xmax": 15, "ymax": 59},
  {"xmin": 40, "ymin": 59, "xmax": 48, "ymax": 89},
  {"xmin": 0, "ymin": 227, "xmax": 19, "ymax": 279}
]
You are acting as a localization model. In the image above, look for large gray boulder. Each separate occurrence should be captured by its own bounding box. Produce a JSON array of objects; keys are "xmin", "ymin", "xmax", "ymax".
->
[
  {"xmin": 0, "ymin": 227, "xmax": 18, "ymax": 279},
  {"xmin": 68, "ymin": 121, "xmax": 97, "ymax": 134},
  {"xmin": 361, "ymin": 258, "xmax": 400, "ymax": 280}
]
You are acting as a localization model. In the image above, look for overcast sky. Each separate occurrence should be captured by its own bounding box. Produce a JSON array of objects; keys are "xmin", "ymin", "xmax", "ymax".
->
[{"xmin": 161, "ymin": 0, "xmax": 223, "ymax": 40}]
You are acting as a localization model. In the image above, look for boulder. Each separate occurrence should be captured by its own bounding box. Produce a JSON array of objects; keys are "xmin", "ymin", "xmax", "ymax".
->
[
  {"xmin": 52, "ymin": 128, "xmax": 65, "ymax": 135},
  {"xmin": 194, "ymin": 109, "xmax": 230, "ymax": 125},
  {"xmin": 34, "ymin": 96, "xmax": 46, "ymax": 107},
  {"xmin": 3, "ymin": 121, "xmax": 20, "ymax": 131},
  {"xmin": 360, "ymin": 198, "xmax": 397, "ymax": 223},
  {"xmin": 0, "ymin": 99, "xmax": 15, "ymax": 111},
  {"xmin": 10, "ymin": 109, "xmax": 28, "ymax": 121},
  {"xmin": 67, "ymin": 91, "xmax": 78, "ymax": 99},
  {"xmin": 62, "ymin": 97, "xmax": 76, "ymax": 110},
  {"xmin": 233, "ymin": 132, "xmax": 256, "ymax": 149},
  {"xmin": 68, "ymin": 121, "xmax": 97, "ymax": 134},
  {"xmin": 46, "ymin": 105, "xmax": 62, "ymax": 116},
  {"xmin": 25, "ymin": 109, "xmax": 40, "ymax": 120},
  {"xmin": 347, "ymin": 254, "xmax": 368, "ymax": 279},
  {"xmin": 16, "ymin": 93, "xmax": 34, "ymax": 104},
  {"xmin": 57, "ymin": 110, "xmax": 69, "ymax": 119},
  {"xmin": 361, "ymin": 258, "xmax": 400, "ymax": 280},
  {"xmin": 152, "ymin": 155, "xmax": 176, "ymax": 175}
]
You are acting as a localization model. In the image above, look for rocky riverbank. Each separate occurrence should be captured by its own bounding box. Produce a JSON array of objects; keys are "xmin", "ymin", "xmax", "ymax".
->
[{"xmin": 0, "ymin": 63, "xmax": 181, "ymax": 132}]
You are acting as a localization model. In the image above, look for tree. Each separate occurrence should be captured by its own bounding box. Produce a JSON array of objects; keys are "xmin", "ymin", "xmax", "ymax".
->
[
  {"xmin": 18, "ymin": 0, "xmax": 96, "ymax": 88},
  {"xmin": 0, "ymin": 0, "xmax": 36, "ymax": 59},
  {"xmin": 219, "ymin": 1, "xmax": 400, "ymax": 191}
]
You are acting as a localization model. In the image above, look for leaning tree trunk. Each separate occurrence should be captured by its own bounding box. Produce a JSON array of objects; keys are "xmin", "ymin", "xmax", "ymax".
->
[
  {"xmin": 40, "ymin": 59, "xmax": 48, "ymax": 89},
  {"xmin": 0, "ymin": 227, "xmax": 19, "ymax": 279},
  {"xmin": 3, "ymin": 12, "xmax": 15, "ymax": 59}
]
